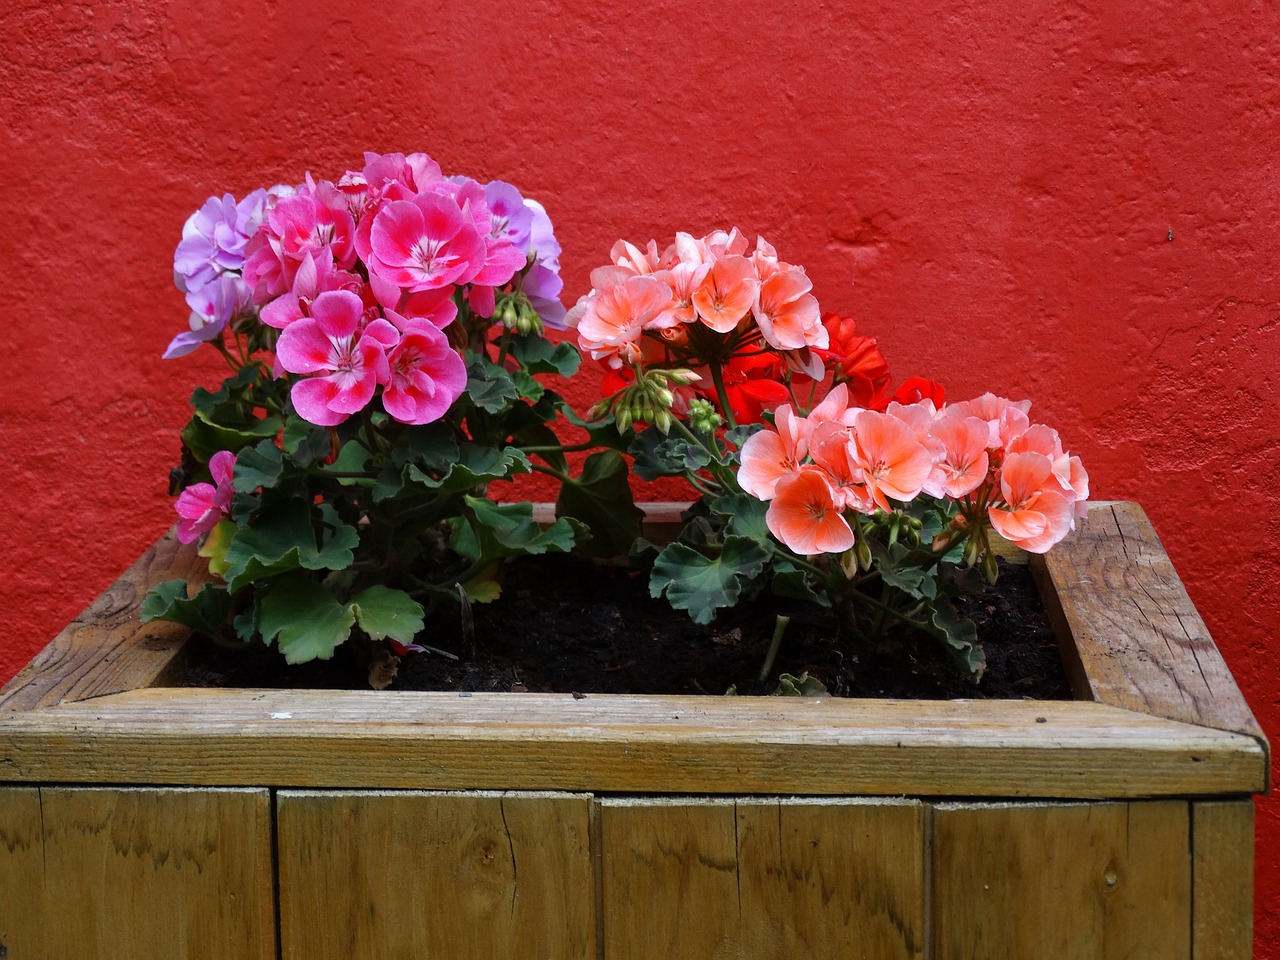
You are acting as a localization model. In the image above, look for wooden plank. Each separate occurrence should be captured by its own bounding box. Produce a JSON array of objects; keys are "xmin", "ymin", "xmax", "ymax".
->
[
  {"xmin": 932, "ymin": 801, "xmax": 1191, "ymax": 959},
  {"xmin": 0, "ymin": 528, "xmax": 209, "ymax": 713},
  {"xmin": 1192, "ymin": 800, "xmax": 1254, "ymax": 959},
  {"xmin": 1036, "ymin": 502, "xmax": 1266, "ymax": 753},
  {"xmin": 0, "ymin": 787, "xmax": 45, "ymax": 959},
  {"xmin": 277, "ymin": 790, "xmax": 595, "ymax": 960},
  {"xmin": 600, "ymin": 797, "xmax": 927, "ymax": 960},
  {"xmin": 0, "ymin": 688, "xmax": 1263, "ymax": 796},
  {"xmin": 29, "ymin": 787, "xmax": 275, "ymax": 960}
]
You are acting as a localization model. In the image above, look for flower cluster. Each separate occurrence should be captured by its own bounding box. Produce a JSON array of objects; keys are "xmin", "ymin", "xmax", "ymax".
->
[
  {"xmin": 168, "ymin": 151, "xmax": 565, "ymax": 428},
  {"xmin": 147, "ymin": 153, "xmax": 592, "ymax": 675},
  {"xmin": 740, "ymin": 384, "xmax": 1088, "ymax": 557}
]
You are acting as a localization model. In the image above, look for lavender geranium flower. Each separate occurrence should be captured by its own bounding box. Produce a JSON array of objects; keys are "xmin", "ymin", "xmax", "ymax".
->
[
  {"xmin": 163, "ymin": 274, "xmax": 253, "ymax": 359},
  {"xmin": 522, "ymin": 198, "xmax": 566, "ymax": 328},
  {"xmin": 173, "ymin": 189, "xmax": 271, "ymax": 293}
]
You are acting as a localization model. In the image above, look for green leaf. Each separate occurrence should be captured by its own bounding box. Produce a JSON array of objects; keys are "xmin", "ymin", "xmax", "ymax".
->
[
  {"xmin": 394, "ymin": 422, "xmax": 461, "ymax": 471},
  {"xmin": 770, "ymin": 559, "xmax": 831, "ymax": 608},
  {"xmin": 649, "ymin": 536, "xmax": 772, "ymax": 624},
  {"xmin": 629, "ymin": 427, "xmax": 712, "ymax": 481},
  {"xmin": 466, "ymin": 358, "xmax": 519, "ymax": 413},
  {"xmin": 870, "ymin": 540, "xmax": 938, "ymax": 600},
  {"xmin": 511, "ymin": 367, "xmax": 545, "ymax": 403},
  {"xmin": 405, "ymin": 444, "xmax": 531, "ymax": 493},
  {"xmin": 181, "ymin": 412, "xmax": 282, "ymax": 463},
  {"xmin": 350, "ymin": 586, "xmax": 425, "ymax": 644},
  {"xmin": 222, "ymin": 499, "xmax": 360, "ymax": 593},
  {"xmin": 451, "ymin": 497, "xmax": 580, "ymax": 562},
  {"xmin": 282, "ymin": 418, "xmax": 332, "ymax": 468},
  {"xmin": 323, "ymin": 440, "xmax": 371, "ymax": 484},
  {"xmin": 507, "ymin": 335, "xmax": 582, "ymax": 377},
  {"xmin": 724, "ymin": 423, "xmax": 764, "ymax": 450},
  {"xmin": 775, "ymin": 672, "xmax": 830, "ymax": 697},
  {"xmin": 233, "ymin": 439, "xmax": 285, "ymax": 492},
  {"xmin": 928, "ymin": 597, "xmax": 987, "ymax": 681},
  {"xmin": 256, "ymin": 577, "xmax": 355, "ymax": 663},
  {"xmin": 709, "ymin": 493, "xmax": 773, "ymax": 546},
  {"xmin": 556, "ymin": 451, "xmax": 645, "ymax": 557},
  {"xmin": 140, "ymin": 580, "xmax": 232, "ymax": 640}
]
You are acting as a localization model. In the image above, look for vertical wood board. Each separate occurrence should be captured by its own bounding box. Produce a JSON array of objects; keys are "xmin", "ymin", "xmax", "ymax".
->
[
  {"xmin": 277, "ymin": 789, "xmax": 596, "ymax": 960},
  {"xmin": 600, "ymin": 797, "xmax": 926, "ymax": 960},
  {"xmin": 29, "ymin": 787, "xmax": 275, "ymax": 960},
  {"xmin": 1192, "ymin": 800, "xmax": 1254, "ymax": 959},
  {"xmin": 932, "ymin": 800, "xmax": 1191, "ymax": 960},
  {"xmin": 0, "ymin": 787, "xmax": 45, "ymax": 959}
]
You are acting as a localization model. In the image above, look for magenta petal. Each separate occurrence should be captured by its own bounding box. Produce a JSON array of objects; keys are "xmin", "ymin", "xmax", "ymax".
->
[
  {"xmin": 326, "ymin": 369, "xmax": 377, "ymax": 414},
  {"xmin": 290, "ymin": 377, "xmax": 348, "ymax": 426},
  {"xmin": 363, "ymin": 318, "xmax": 401, "ymax": 349},
  {"xmin": 276, "ymin": 319, "xmax": 337, "ymax": 374},
  {"xmin": 414, "ymin": 192, "xmax": 465, "ymax": 243},
  {"xmin": 470, "ymin": 238, "xmax": 526, "ymax": 286},
  {"xmin": 209, "ymin": 451, "xmax": 237, "ymax": 486},
  {"xmin": 370, "ymin": 201, "xmax": 427, "ymax": 268},
  {"xmin": 307, "ymin": 290, "xmax": 363, "ymax": 340},
  {"xmin": 260, "ymin": 293, "xmax": 302, "ymax": 330},
  {"xmin": 468, "ymin": 284, "xmax": 496, "ymax": 318}
]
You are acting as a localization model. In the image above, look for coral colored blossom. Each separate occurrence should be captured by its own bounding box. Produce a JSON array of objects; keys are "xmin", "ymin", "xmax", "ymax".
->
[
  {"xmin": 575, "ymin": 276, "xmax": 673, "ymax": 368},
  {"xmin": 738, "ymin": 405, "xmax": 810, "ymax": 500},
  {"xmin": 988, "ymin": 452, "xmax": 1076, "ymax": 553},
  {"xmin": 174, "ymin": 450, "xmax": 237, "ymax": 544},
  {"xmin": 692, "ymin": 255, "xmax": 759, "ymax": 333},
  {"xmin": 753, "ymin": 268, "xmax": 825, "ymax": 351},
  {"xmin": 848, "ymin": 410, "xmax": 937, "ymax": 511},
  {"xmin": 765, "ymin": 468, "xmax": 856, "ymax": 556},
  {"xmin": 925, "ymin": 414, "xmax": 991, "ymax": 498}
]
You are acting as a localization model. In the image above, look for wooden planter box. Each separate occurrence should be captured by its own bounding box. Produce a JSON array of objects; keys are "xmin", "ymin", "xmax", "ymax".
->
[{"xmin": 0, "ymin": 502, "xmax": 1267, "ymax": 959}]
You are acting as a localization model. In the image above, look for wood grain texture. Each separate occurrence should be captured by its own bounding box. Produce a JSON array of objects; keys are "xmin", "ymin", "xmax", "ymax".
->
[
  {"xmin": 600, "ymin": 797, "xmax": 926, "ymax": 960},
  {"xmin": 0, "ymin": 787, "xmax": 45, "ymax": 959},
  {"xmin": 933, "ymin": 800, "xmax": 1191, "ymax": 959},
  {"xmin": 0, "ymin": 689, "xmax": 1265, "ymax": 796},
  {"xmin": 1192, "ymin": 800, "xmax": 1254, "ymax": 959},
  {"xmin": 277, "ymin": 790, "xmax": 595, "ymax": 960},
  {"xmin": 1036, "ymin": 503, "xmax": 1266, "ymax": 754},
  {"xmin": 17, "ymin": 787, "xmax": 275, "ymax": 960},
  {"xmin": 0, "ymin": 528, "xmax": 209, "ymax": 713}
]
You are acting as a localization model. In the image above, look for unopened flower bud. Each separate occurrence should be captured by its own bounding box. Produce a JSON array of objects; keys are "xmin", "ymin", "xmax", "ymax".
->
[
  {"xmin": 654, "ymin": 409, "xmax": 674, "ymax": 434},
  {"xmin": 654, "ymin": 387, "xmax": 676, "ymax": 409},
  {"xmin": 588, "ymin": 398, "xmax": 613, "ymax": 421},
  {"xmin": 856, "ymin": 536, "xmax": 873, "ymax": 572},
  {"xmin": 614, "ymin": 405, "xmax": 633, "ymax": 433},
  {"xmin": 982, "ymin": 548, "xmax": 999, "ymax": 584},
  {"xmin": 664, "ymin": 368, "xmax": 702, "ymax": 386}
]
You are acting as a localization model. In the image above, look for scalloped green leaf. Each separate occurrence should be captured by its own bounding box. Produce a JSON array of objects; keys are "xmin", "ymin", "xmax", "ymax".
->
[
  {"xmin": 649, "ymin": 536, "xmax": 772, "ymax": 624},
  {"xmin": 350, "ymin": 586, "xmax": 425, "ymax": 644},
  {"xmin": 507, "ymin": 335, "xmax": 581, "ymax": 377},
  {"xmin": 222, "ymin": 500, "xmax": 360, "ymax": 593},
  {"xmin": 556, "ymin": 451, "xmax": 644, "ymax": 557},
  {"xmin": 140, "ymin": 580, "xmax": 232, "ymax": 640},
  {"xmin": 256, "ymin": 576, "xmax": 355, "ymax": 663}
]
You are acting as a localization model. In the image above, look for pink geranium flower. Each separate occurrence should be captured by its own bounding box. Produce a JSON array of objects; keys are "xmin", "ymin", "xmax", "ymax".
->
[
  {"xmin": 766, "ymin": 468, "xmax": 856, "ymax": 556},
  {"xmin": 738, "ymin": 405, "xmax": 809, "ymax": 500},
  {"xmin": 381, "ymin": 315, "xmax": 468, "ymax": 425},
  {"xmin": 575, "ymin": 276, "xmax": 673, "ymax": 368},
  {"xmin": 276, "ymin": 290, "xmax": 397, "ymax": 426},
  {"xmin": 925, "ymin": 414, "xmax": 991, "ymax": 499},
  {"xmin": 362, "ymin": 192, "xmax": 487, "ymax": 292},
  {"xmin": 692, "ymin": 255, "xmax": 759, "ymax": 333},
  {"xmin": 174, "ymin": 450, "xmax": 237, "ymax": 544},
  {"xmin": 753, "ymin": 268, "xmax": 825, "ymax": 351}
]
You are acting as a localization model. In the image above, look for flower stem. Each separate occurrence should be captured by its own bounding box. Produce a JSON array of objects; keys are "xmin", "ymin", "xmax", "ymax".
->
[
  {"xmin": 758, "ymin": 614, "xmax": 791, "ymax": 682},
  {"xmin": 709, "ymin": 360, "xmax": 738, "ymax": 430}
]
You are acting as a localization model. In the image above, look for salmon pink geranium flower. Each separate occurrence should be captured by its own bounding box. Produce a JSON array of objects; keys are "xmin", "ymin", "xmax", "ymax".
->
[{"xmin": 766, "ymin": 468, "xmax": 856, "ymax": 556}]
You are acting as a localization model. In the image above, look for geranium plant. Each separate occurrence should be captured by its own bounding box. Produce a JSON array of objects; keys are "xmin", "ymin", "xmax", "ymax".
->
[
  {"xmin": 143, "ymin": 152, "xmax": 636, "ymax": 678},
  {"xmin": 568, "ymin": 228, "xmax": 1089, "ymax": 679}
]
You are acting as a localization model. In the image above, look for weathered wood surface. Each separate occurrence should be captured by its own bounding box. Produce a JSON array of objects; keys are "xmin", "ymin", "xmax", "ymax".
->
[
  {"xmin": 932, "ymin": 800, "xmax": 1191, "ymax": 959},
  {"xmin": 1192, "ymin": 800, "xmax": 1255, "ymax": 959},
  {"xmin": 0, "ymin": 528, "xmax": 208, "ymax": 714},
  {"xmin": 1036, "ymin": 503, "xmax": 1265, "ymax": 754},
  {"xmin": 0, "ymin": 787, "xmax": 45, "ymax": 958},
  {"xmin": 0, "ymin": 787, "xmax": 275, "ymax": 960},
  {"xmin": 600, "ymin": 797, "xmax": 927, "ymax": 959},
  {"xmin": 277, "ymin": 790, "xmax": 595, "ymax": 960},
  {"xmin": 0, "ymin": 688, "xmax": 1264, "ymax": 796}
]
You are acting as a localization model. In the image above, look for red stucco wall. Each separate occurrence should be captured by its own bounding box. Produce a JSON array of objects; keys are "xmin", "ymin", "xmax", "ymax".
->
[{"xmin": 3, "ymin": 0, "xmax": 1277, "ymax": 948}]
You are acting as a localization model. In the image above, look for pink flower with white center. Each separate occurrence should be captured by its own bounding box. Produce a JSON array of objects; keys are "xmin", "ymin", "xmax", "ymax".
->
[
  {"xmin": 369, "ymin": 274, "xmax": 458, "ymax": 330},
  {"xmin": 243, "ymin": 189, "xmax": 357, "ymax": 302},
  {"xmin": 988, "ymin": 452, "xmax": 1076, "ymax": 553},
  {"xmin": 276, "ymin": 290, "xmax": 397, "ymax": 426},
  {"xmin": 175, "ymin": 450, "xmax": 237, "ymax": 544},
  {"xmin": 361, "ymin": 192, "xmax": 487, "ymax": 293},
  {"xmin": 381, "ymin": 314, "xmax": 468, "ymax": 425},
  {"xmin": 259, "ymin": 251, "xmax": 363, "ymax": 330}
]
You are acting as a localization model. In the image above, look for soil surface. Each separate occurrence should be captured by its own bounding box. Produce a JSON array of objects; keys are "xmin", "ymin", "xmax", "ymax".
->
[{"xmin": 179, "ymin": 555, "xmax": 1073, "ymax": 700}]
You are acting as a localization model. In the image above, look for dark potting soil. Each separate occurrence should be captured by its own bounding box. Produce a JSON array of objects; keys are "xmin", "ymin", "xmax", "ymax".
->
[{"xmin": 177, "ymin": 555, "xmax": 1073, "ymax": 700}]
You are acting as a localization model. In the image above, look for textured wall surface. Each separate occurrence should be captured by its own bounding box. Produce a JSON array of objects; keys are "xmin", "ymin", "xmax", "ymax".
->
[{"xmin": 2, "ymin": 0, "xmax": 1277, "ymax": 948}]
